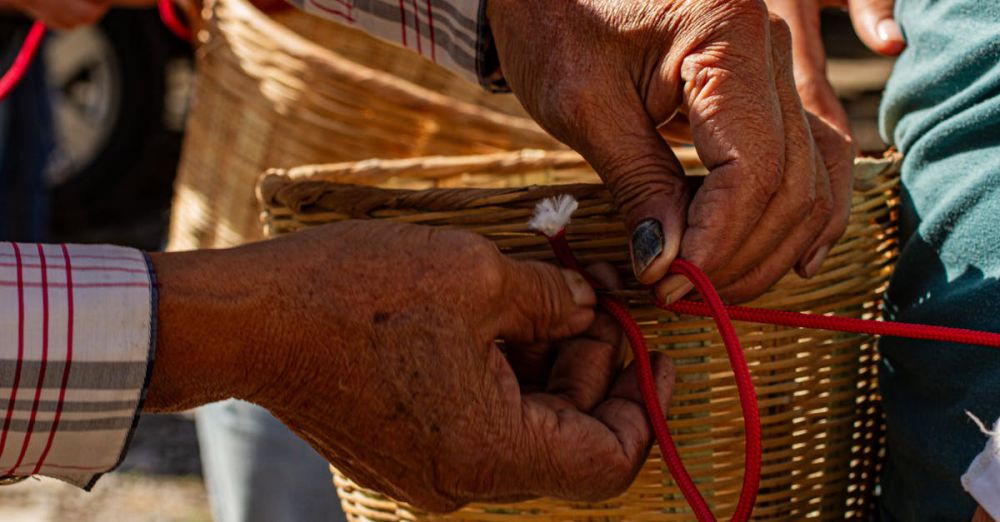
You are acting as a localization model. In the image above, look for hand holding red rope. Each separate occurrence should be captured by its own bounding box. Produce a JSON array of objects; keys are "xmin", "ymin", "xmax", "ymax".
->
[
  {"xmin": 546, "ymin": 229, "xmax": 760, "ymax": 522},
  {"xmin": 531, "ymin": 194, "xmax": 1000, "ymax": 521}
]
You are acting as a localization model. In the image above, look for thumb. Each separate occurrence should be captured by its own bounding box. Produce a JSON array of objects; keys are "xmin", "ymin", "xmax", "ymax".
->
[
  {"xmin": 848, "ymin": 0, "xmax": 905, "ymax": 56},
  {"xmin": 496, "ymin": 259, "xmax": 596, "ymax": 343},
  {"xmin": 576, "ymin": 104, "xmax": 689, "ymax": 285}
]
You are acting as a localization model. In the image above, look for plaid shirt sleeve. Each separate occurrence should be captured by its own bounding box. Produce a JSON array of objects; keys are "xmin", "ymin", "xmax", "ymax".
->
[
  {"xmin": 287, "ymin": 0, "xmax": 507, "ymax": 91},
  {"xmin": 0, "ymin": 243, "xmax": 155, "ymax": 490}
]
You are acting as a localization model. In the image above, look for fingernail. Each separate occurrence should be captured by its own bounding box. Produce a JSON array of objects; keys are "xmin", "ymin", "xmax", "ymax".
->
[
  {"xmin": 876, "ymin": 18, "xmax": 903, "ymax": 44},
  {"xmin": 656, "ymin": 275, "xmax": 692, "ymax": 304},
  {"xmin": 631, "ymin": 219, "xmax": 663, "ymax": 277},
  {"xmin": 802, "ymin": 244, "xmax": 831, "ymax": 278},
  {"xmin": 561, "ymin": 269, "xmax": 596, "ymax": 306}
]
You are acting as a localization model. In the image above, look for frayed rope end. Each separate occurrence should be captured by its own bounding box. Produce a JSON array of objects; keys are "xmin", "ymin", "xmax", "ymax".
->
[
  {"xmin": 966, "ymin": 410, "xmax": 998, "ymax": 438},
  {"xmin": 528, "ymin": 195, "xmax": 578, "ymax": 238}
]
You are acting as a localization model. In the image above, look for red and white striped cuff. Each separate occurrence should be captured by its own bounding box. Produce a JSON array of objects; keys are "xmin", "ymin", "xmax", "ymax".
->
[{"xmin": 0, "ymin": 243, "xmax": 155, "ymax": 489}]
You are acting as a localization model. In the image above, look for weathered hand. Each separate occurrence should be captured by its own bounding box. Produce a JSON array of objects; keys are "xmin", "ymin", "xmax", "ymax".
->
[
  {"xmin": 146, "ymin": 221, "xmax": 675, "ymax": 512},
  {"xmin": 489, "ymin": 0, "xmax": 850, "ymax": 304}
]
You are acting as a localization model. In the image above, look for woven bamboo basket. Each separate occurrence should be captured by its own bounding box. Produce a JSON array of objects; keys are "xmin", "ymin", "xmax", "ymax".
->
[
  {"xmin": 168, "ymin": 0, "xmax": 558, "ymax": 251},
  {"xmin": 256, "ymin": 149, "xmax": 901, "ymax": 520}
]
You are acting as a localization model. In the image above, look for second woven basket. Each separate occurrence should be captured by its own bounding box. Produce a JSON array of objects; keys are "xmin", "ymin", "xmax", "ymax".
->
[
  {"xmin": 257, "ymin": 149, "xmax": 901, "ymax": 521},
  {"xmin": 169, "ymin": 0, "xmax": 559, "ymax": 251}
]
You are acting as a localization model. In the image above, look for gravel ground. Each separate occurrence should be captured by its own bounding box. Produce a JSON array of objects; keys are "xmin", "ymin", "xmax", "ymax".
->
[{"xmin": 0, "ymin": 414, "xmax": 211, "ymax": 522}]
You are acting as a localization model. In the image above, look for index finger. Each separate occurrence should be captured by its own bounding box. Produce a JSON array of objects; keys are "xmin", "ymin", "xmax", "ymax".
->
[{"xmin": 654, "ymin": 5, "xmax": 788, "ymax": 302}]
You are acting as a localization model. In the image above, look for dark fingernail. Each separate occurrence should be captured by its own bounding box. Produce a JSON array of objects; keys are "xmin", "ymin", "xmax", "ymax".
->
[{"xmin": 631, "ymin": 219, "xmax": 663, "ymax": 277}]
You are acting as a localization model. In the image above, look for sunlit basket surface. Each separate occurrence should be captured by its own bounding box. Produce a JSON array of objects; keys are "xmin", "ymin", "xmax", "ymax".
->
[
  {"xmin": 168, "ymin": 0, "xmax": 558, "ymax": 251},
  {"xmin": 257, "ymin": 149, "xmax": 901, "ymax": 521}
]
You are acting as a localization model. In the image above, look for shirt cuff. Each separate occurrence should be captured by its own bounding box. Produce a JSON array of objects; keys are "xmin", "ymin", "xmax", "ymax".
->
[
  {"xmin": 292, "ymin": 0, "xmax": 508, "ymax": 91},
  {"xmin": 0, "ymin": 243, "xmax": 156, "ymax": 489},
  {"xmin": 962, "ymin": 415, "xmax": 1000, "ymax": 519}
]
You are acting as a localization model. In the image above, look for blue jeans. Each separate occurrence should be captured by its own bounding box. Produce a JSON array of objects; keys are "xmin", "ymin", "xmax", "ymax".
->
[{"xmin": 197, "ymin": 400, "xmax": 346, "ymax": 522}]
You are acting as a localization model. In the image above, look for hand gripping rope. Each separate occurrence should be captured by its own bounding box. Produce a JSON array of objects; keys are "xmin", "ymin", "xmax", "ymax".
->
[
  {"xmin": 529, "ymin": 195, "xmax": 1000, "ymax": 522},
  {"xmin": 0, "ymin": 0, "xmax": 192, "ymax": 102}
]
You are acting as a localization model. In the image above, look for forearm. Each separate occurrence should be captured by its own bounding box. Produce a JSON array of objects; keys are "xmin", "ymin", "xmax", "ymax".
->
[{"xmin": 145, "ymin": 247, "xmax": 269, "ymax": 412}]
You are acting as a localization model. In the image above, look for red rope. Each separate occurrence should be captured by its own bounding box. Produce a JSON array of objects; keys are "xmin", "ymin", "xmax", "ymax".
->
[
  {"xmin": 158, "ymin": 0, "xmax": 193, "ymax": 41},
  {"xmin": 0, "ymin": 22, "xmax": 46, "ymax": 102},
  {"xmin": 663, "ymin": 299, "xmax": 1000, "ymax": 348},
  {"xmin": 547, "ymin": 231, "xmax": 758, "ymax": 522},
  {"xmin": 545, "ymin": 230, "xmax": 1000, "ymax": 520}
]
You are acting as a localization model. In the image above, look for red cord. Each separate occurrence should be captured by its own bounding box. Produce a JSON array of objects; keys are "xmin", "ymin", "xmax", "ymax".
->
[
  {"xmin": 545, "ymin": 230, "xmax": 1000, "ymax": 520},
  {"xmin": 663, "ymin": 299, "xmax": 1000, "ymax": 348},
  {"xmin": 158, "ymin": 0, "xmax": 193, "ymax": 41},
  {"xmin": 547, "ymin": 232, "xmax": 760, "ymax": 522},
  {"xmin": 0, "ymin": 22, "xmax": 46, "ymax": 102}
]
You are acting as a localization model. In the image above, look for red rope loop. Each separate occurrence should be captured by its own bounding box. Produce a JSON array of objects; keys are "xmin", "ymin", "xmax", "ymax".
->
[
  {"xmin": 547, "ymin": 232, "xmax": 760, "ymax": 522},
  {"xmin": 545, "ymin": 227, "xmax": 1000, "ymax": 520},
  {"xmin": 158, "ymin": 0, "xmax": 194, "ymax": 41}
]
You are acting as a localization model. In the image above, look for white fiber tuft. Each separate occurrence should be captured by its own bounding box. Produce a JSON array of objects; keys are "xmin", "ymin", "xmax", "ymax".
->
[
  {"xmin": 967, "ymin": 410, "xmax": 998, "ymax": 437},
  {"xmin": 529, "ymin": 195, "xmax": 578, "ymax": 237}
]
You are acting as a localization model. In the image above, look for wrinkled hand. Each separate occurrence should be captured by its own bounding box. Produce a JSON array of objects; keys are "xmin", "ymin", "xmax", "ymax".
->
[
  {"xmin": 146, "ymin": 221, "xmax": 675, "ymax": 512},
  {"xmin": 765, "ymin": 0, "xmax": 903, "ymax": 133},
  {"xmin": 489, "ymin": 0, "xmax": 853, "ymax": 304}
]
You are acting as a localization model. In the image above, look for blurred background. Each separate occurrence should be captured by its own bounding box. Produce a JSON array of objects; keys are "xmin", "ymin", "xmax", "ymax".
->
[{"xmin": 0, "ymin": 6, "xmax": 894, "ymax": 521}]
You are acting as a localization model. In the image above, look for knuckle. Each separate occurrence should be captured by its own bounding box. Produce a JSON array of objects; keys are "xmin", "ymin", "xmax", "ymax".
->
[
  {"xmin": 716, "ymin": 0, "xmax": 769, "ymax": 24},
  {"xmin": 599, "ymin": 151, "xmax": 685, "ymax": 215},
  {"xmin": 767, "ymin": 14, "xmax": 793, "ymax": 53},
  {"xmin": 744, "ymin": 164, "xmax": 784, "ymax": 207},
  {"xmin": 602, "ymin": 455, "xmax": 642, "ymax": 498}
]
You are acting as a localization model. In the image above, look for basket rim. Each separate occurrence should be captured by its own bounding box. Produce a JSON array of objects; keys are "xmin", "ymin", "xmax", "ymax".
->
[{"xmin": 256, "ymin": 148, "xmax": 903, "ymax": 216}]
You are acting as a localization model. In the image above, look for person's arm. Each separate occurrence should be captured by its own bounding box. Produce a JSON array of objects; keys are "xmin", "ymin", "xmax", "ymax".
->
[
  {"xmin": 763, "ymin": 0, "xmax": 904, "ymax": 135},
  {"xmin": 0, "ymin": 0, "xmax": 157, "ymax": 29},
  {"xmin": 2, "ymin": 222, "xmax": 675, "ymax": 510}
]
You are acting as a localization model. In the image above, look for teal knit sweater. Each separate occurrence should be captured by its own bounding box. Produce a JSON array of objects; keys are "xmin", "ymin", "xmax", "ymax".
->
[{"xmin": 877, "ymin": 0, "xmax": 1000, "ymax": 519}]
